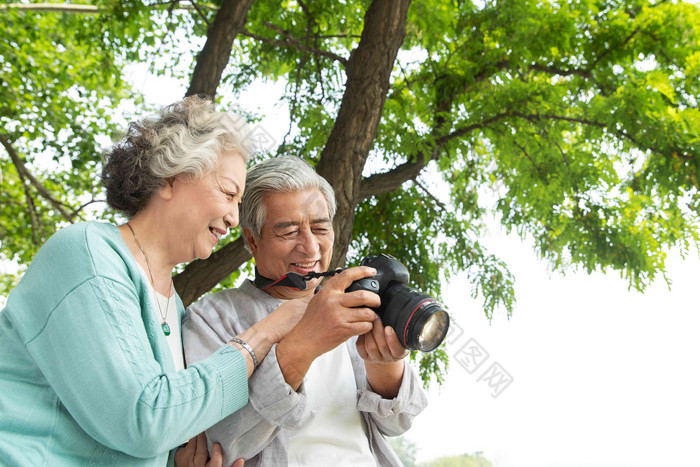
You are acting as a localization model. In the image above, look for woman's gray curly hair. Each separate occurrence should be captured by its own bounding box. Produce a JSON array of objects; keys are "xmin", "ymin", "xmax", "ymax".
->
[
  {"xmin": 102, "ymin": 95, "xmax": 253, "ymax": 217},
  {"xmin": 240, "ymin": 156, "xmax": 336, "ymax": 251}
]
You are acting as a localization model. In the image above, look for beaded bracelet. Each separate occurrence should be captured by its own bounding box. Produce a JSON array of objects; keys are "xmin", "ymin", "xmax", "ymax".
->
[{"xmin": 229, "ymin": 337, "xmax": 259, "ymax": 370}]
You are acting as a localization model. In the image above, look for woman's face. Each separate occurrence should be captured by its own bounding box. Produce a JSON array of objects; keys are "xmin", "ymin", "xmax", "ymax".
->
[{"xmin": 167, "ymin": 151, "xmax": 246, "ymax": 263}]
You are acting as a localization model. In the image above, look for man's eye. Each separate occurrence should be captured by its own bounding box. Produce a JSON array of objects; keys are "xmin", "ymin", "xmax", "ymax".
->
[{"xmin": 225, "ymin": 192, "xmax": 236, "ymax": 201}]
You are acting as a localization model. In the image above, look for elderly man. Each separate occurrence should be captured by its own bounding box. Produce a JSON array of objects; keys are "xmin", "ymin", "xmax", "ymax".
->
[{"xmin": 182, "ymin": 156, "xmax": 427, "ymax": 466}]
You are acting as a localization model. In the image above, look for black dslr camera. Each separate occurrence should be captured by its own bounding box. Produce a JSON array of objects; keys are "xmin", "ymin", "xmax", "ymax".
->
[{"xmin": 346, "ymin": 254, "xmax": 450, "ymax": 352}]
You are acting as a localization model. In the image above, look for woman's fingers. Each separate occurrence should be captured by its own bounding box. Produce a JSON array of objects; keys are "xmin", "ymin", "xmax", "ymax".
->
[
  {"xmin": 207, "ymin": 443, "xmax": 223, "ymax": 467},
  {"xmin": 193, "ymin": 433, "xmax": 209, "ymax": 465},
  {"xmin": 174, "ymin": 433, "xmax": 214, "ymax": 467}
]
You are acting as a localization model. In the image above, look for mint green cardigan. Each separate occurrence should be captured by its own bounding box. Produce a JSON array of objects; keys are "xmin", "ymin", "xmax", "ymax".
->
[{"xmin": 0, "ymin": 222, "xmax": 249, "ymax": 466}]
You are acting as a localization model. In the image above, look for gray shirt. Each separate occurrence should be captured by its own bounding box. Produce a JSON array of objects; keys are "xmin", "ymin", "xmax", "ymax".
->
[{"xmin": 182, "ymin": 280, "xmax": 428, "ymax": 466}]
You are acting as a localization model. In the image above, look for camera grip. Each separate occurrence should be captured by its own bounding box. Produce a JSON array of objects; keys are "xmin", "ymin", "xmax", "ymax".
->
[{"xmin": 345, "ymin": 278, "xmax": 381, "ymax": 294}]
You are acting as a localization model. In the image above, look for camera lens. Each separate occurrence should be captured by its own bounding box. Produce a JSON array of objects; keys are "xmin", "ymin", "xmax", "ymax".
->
[
  {"xmin": 380, "ymin": 284, "xmax": 450, "ymax": 352},
  {"xmin": 417, "ymin": 310, "xmax": 450, "ymax": 351}
]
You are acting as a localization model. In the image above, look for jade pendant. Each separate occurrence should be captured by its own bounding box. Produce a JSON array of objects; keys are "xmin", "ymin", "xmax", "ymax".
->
[{"xmin": 161, "ymin": 322, "xmax": 171, "ymax": 336}]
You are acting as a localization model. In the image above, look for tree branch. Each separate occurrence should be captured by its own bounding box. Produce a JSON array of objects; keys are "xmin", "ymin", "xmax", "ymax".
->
[
  {"xmin": 21, "ymin": 173, "xmax": 40, "ymax": 245},
  {"xmin": 436, "ymin": 112, "xmax": 513, "ymax": 146},
  {"xmin": 553, "ymin": 141, "xmax": 571, "ymax": 168},
  {"xmin": 529, "ymin": 63, "xmax": 592, "ymax": 80},
  {"xmin": 591, "ymin": 28, "xmax": 639, "ymax": 68},
  {"xmin": 413, "ymin": 178, "xmax": 446, "ymax": 210},
  {"xmin": 300, "ymin": 34, "xmax": 362, "ymax": 40},
  {"xmin": 277, "ymin": 61, "xmax": 304, "ymax": 154},
  {"xmin": 359, "ymin": 155, "xmax": 428, "ymax": 200},
  {"xmin": 510, "ymin": 112, "xmax": 681, "ymax": 165},
  {"xmin": 70, "ymin": 198, "xmax": 106, "ymax": 220},
  {"xmin": 242, "ymin": 23, "xmax": 349, "ymax": 65},
  {"xmin": 278, "ymin": 54, "xmax": 306, "ymax": 153},
  {"xmin": 0, "ymin": 134, "xmax": 72, "ymax": 220},
  {"xmin": 0, "ymin": 2, "xmax": 212, "ymax": 13},
  {"xmin": 188, "ymin": 0, "xmax": 212, "ymax": 26},
  {"xmin": 513, "ymin": 141, "xmax": 543, "ymax": 175},
  {"xmin": 509, "ymin": 112, "xmax": 647, "ymax": 148},
  {"xmin": 1, "ymin": 3, "xmax": 99, "ymax": 13},
  {"xmin": 295, "ymin": 1, "xmax": 327, "ymax": 103},
  {"xmin": 359, "ymin": 102, "xmax": 668, "ymax": 202},
  {"xmin": 186, "ymin": 0, "xmax": 256, "ymax": 99},
  {"xmin": 360, "ymin": 112, "xmax": 512, "ymax": 200},
  {"xmin": 297, "ymin": 0, "xmax": 313, "ymax": 22}
]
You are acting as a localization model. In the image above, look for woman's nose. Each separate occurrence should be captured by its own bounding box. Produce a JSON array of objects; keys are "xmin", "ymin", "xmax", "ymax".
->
[{"xmin": 224, "ymin": 204, "xmax": 239, "ymax": 229}]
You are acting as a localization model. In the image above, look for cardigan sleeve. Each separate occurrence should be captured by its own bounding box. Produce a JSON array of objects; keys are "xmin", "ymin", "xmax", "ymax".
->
[{"xmin": 22, "ymin": 275, "xmax": 249, "ymax": 458}]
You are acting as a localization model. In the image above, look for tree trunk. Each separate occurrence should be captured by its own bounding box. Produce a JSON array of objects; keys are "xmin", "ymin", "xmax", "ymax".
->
[
  {"xmin": 174, "ymin": 236, "xmax": 252, "ymax": 306},
  {"xmin": 175, "ymin": 0, "xmax": 411, "ymax": 301},
  {"xmin": 185, "ymin": 0, "xmax": 255, "ymax": 99},
  {"xmin": 316, "ymin": 0, "xmax": 412, "ymax": 268}
]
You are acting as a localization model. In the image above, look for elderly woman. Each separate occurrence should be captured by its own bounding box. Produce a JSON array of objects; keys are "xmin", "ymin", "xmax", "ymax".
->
[{"xmin": 0, "ymin": 97, "xmax": 308, "ymax": 466}]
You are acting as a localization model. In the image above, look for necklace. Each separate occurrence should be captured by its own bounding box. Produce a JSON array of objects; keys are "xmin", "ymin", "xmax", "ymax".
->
[{"xmin": 126, "ymin": 223, "xmax": 173, "ymax": 336}]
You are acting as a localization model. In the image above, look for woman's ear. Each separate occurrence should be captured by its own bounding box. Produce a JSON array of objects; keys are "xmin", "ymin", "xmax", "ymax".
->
[{"xmin": 158, "ymin": 178, "xmax": 175, "ymax": 201}]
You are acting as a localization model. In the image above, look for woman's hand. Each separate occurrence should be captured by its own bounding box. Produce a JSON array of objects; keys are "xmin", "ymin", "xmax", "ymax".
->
[
  {"xmin": 255, "ymin": 296, "xmax": 310, "ymax": 343},
  {"xmin": 175, "ymin": 432, "xmax": 244, "ymax": 467},
  {"xmin": 230, "ymin": 297, "xmax": 310, "ymax": 377}
]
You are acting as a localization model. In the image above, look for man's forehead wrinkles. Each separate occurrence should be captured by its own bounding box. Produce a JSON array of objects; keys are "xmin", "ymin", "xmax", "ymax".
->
[
  {"xmin": 272, "ymin": 220, "xmax": 300, "ymax": 230},
  {"xmin": 271, "ymin": 218, "xmax": 330, "ymax": 230}
]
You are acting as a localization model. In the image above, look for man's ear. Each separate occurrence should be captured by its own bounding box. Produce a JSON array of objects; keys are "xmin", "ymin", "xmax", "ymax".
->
[{"xmin": 243, "ymin": 227, "xmax": 258, "ymax": 256}]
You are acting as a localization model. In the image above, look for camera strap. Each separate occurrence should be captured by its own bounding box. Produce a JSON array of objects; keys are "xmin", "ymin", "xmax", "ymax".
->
[{"xmin": 253, "ymin": 267, "xmax": 344, "ymax": 291}]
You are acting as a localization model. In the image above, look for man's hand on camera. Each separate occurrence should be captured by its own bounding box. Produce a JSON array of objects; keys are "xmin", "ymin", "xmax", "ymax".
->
[
  {"xmin": 356, "ymin": 318, "xmax": 409, "ymax": 363},
  {"xmin": 275, "ymin": 266, "xmax": 380, "ymax": 390},
  {"xmin": 357, "ymin": 318, "xmax": 408, "ymax": 399}
]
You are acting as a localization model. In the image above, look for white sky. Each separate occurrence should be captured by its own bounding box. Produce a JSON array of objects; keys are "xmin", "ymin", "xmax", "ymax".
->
[
  {"xmin": 406, "ymin": 230, "xmax": 700, "ymax": 466},
  {"xmin": 4, "ymin": 56, "xmax": 696, "ymax": 467}
]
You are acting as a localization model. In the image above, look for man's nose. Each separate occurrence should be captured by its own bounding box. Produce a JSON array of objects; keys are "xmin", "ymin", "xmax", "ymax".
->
[{"xmin": 296, "ymin": 228, "xmax": 319, "ymax": 255}]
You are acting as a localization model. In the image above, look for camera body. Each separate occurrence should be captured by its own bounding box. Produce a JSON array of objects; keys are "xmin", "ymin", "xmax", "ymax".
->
[
  {"xmin": 345, "ymin": 253, "xmax": 410, "ymax": 296},
  {"xmin": 346, "ymin": 254, "xmax": 449, "ymax": 352}
]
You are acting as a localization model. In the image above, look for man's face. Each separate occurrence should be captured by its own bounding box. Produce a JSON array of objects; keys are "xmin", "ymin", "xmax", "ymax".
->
[{"xmin": 245, "ymin": 189, "xmax": 334, "ymax": 299}]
